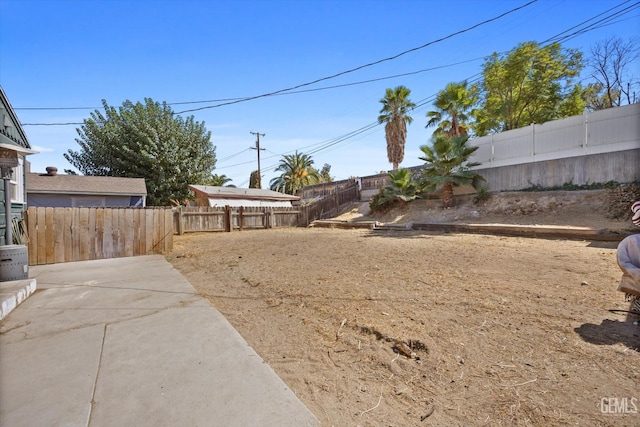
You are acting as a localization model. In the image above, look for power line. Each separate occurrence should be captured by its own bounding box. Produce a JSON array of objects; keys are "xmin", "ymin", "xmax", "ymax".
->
[
  {"xmin": 15, "ymin": 0, "xmax": 534, "ymax": 118},
  {"xmin": 16, "ymin": 107, "xmax": 96, "ymax": 111},
  {"xmin": 17, "ymin": 57, "xmax": 485, "ymax": 123},
  {"xmin": 542, "ymin": 1, "xmax": 640, "ymax": 45},
  {"xmin": 19, "ymin": 0, "xmax": 637, "ymax": 154},
  {"xmin": 173, "ymin": 0, "xmax": 538, "ymax": 114},
  {"xmin": 16, "ymin": 0, "xmax": 637, "ymax": 130},
  {"xmin": 14, "ymin": 96, "xmax": 250, "ymax": 111},
  {"xmin": 216, "ymin": 148, "xmax": 252, "ymax": 163},
  {"xmin": 237, "ymin": 2, "xmax": 639, "ymax": 168},
  {"xmin": 21, "ymin": 122, "xmax": 84, "ymax": 126}
]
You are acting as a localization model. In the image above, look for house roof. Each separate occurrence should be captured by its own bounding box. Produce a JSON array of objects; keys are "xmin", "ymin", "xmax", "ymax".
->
[
  {"xmin": 0, "ymin": 86, "xmax": 35, "ymax": 151},
  {"xmin": 27, "ymin": 173, "xmax": 147, "ymax": 196},
  {"xmin": 189, "ymin": 185, "xmax": 300, "ymax": 201}
]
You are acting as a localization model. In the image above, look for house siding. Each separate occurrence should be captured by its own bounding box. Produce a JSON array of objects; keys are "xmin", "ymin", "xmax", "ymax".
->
[{"xmin": 27, "ymin": 194, "xmax": 144, "ymax": 208}]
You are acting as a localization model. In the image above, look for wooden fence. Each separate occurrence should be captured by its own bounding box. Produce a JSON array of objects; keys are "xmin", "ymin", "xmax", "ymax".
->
[
  {"xmin": 174, "ymin": 206, "xmax": 300, "ymax": 234},
  {"xmin": 24, "ymin": 207, "xmax": 174, "ymax": 266},
  {"xmin": 297, "ymin": 183, "xmax": 360, "ymax": 225},
  {"xmin": 174, "ymin": 183, "xmax": 361, "ymax": 233}
]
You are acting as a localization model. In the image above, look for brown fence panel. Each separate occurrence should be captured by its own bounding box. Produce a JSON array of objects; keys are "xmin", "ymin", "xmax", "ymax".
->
[
  {"xmin": 296, "ymin": 183, "xmax": 360, "ymax": 226},
  {"xmin": 174, "ymin": 206, "xmax": 301, "ymax": 233},
  {"xmin": 173, "ymin": 195, "xmax": 360, "ymax": 233},
  {"xmin": 53, "ymin": 208, "xmax": 65, "ymax": 264},
  {"xmin": 175, "ymin": 206, "xmax": 226, "ymax": 233},
  {"xmin": 271, "ymin": 208, "xmax": 299, "ymax": 228},
  {"xmin": 24, "ymin": 207, "xmax": 173, "ymax": 266}
]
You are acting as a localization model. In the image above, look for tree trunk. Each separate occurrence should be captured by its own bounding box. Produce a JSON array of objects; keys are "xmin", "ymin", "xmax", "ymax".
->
[{"xmin": 442, "ymin": 182, "xmax": 454, "ymax": 207}]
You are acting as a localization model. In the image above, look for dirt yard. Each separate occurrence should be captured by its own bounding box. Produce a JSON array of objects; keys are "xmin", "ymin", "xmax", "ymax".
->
[{"xmin": 167, "ymin": 191, "xmax": 639, "ymax": 426}]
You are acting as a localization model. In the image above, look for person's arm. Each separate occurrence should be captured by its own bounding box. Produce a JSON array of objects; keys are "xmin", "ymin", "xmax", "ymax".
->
[{"xmin": 617, "ymin": 235, "xmax": 640, "ymax": 282}]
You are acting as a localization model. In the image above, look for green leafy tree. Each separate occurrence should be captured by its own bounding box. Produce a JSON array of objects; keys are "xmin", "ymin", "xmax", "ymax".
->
[
  {"xmin": 269, "ymin": 151, "xmax": 320, "ymax": 194},
  {"xmin": 426, "ymin": 81, "xmax": 478, "ymax": 137},
  {"xmin": 65, "ymin": 98, "xmax": 216, "ymax": 206},
  {"xmin": 418, "ymin": 135, "xmax": 485, "ymax": 207},
  {"xmin": 581, "ymin": 82, "xmax": 619, "ymax": 112},
  {"xmin": 204, "ymin": 173, "xmax": 233, "ymax": 187},
  {"xmin": 474, "ymin": 42, "xmax": 584, "ymax": 136},
  {"xmin": 249, "ymin": 170, "xmax": 261, "ymax": 189},
  {"xmin": 369, "ymin": 168, "xmax": 420, "ymax": 212},
  {"xmin": 378, "ymin": 86, "xmax": 416, "ymax": 170},
  {"xmin": 314, "ymin": 163, "xmax": 333, "ymax": 183}
]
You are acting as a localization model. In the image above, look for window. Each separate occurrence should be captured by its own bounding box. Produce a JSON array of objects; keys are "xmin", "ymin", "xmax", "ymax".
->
[
  {"xmin": 10, "ymin": 156, "xmax": 24, "ymax": 204},
  {"xmin": 71, "ymin": 196, "xmax": 106, "ymax": 207}
]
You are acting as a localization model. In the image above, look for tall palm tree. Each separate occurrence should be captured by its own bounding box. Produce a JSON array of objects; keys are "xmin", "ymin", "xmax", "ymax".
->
[
  {"xmin": 426, "ymin": 81, "xmax": 478, "ymax": 137},
  {"xmin": 378, "ymin": 86, "xmax": 416, "ymax": 170},
  {"xmin": 269, "ymin": 151, "xmax": 320, "ymax": 195},
  {"xmin": 418, "ymin": 134, "xmax": 485, "ymax": 208}
]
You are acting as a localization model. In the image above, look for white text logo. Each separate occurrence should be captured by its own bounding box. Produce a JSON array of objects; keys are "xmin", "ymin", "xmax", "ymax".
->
[{"xmin": 600, "ymin": 397, "xmax": 638, "ymax": 415}]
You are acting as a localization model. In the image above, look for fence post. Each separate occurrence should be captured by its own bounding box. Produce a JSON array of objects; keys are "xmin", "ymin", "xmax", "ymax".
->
[
  {"xmin": 584, "ymin": 111, "xmax": 589, "ymax": 155},
  {"xmin": 530, "ymin": 123, "xmax": 535, "ymax": 161},
  {"xmin": 178, "ymin": 207, "xmax": 184, "ymax": 235},
  {"xmin": 262, "ymin": 208, "xmax": 267, "ymax": 229},
  {"xmin": 225, "ymin": 205, "xmax": 232, "ymax": 232},
  {"xmin": 270, "ymin": 209, "xmax": 275, "ymax": 229},
  {"xmin": 238, "ymin": 206, "xmax": 244, "ymax": 231}
]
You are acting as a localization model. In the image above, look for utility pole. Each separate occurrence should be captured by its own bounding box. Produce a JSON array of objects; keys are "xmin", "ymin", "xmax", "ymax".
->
[{"xmin": 250, "ymin": 131, "xmax": 265, "ymax": 189}]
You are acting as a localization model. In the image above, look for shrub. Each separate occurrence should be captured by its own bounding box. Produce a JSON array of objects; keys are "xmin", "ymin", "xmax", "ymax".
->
[
  {"xmin": 369, "ymin": 188, "xmax": 400, "ymax": 213},
  {"xmin": 520, "ymin": 180, "xmax": 620, "ymax": 192},
  {"xmin": 369, "ymin": 168, "xmax": 419, "ymax": 213},
  {"xmin": 473, "ymin": 186, "xmax": 491, "ymax": 205}
]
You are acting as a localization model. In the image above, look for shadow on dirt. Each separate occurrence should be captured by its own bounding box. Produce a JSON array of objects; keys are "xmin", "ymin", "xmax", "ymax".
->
[
  {"xmin": 587, "ymin": 241, "xmax": 620, "ymax": 249},
  {"xmin": 574, "ymin": 318, "xmax": 640, "ymax": 352}
]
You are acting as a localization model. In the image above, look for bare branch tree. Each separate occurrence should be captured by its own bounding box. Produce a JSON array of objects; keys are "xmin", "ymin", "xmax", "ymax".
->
[{"xmin": 587, "ymin": 37, "xmax": 639, "ymax": 109}]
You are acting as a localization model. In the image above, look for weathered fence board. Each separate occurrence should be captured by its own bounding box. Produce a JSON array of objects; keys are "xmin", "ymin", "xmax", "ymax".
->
[
  {"xmin": 25, "ymin": 207, "xmax": 173, "ymax": 266},
  {"xmin": 173, "ymin": 184, "xmax": 359, "ymax": 234},
  {"xmin": 174, "ymin": 206, "xmax": 300, "ymax": 234},
  {"xmin": 297, "ymin": 183, "xmax": 360, "ymax": 225}
]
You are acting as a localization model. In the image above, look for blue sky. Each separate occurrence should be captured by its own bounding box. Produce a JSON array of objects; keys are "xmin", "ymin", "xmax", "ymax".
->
[{"xmin": 1, "ymin": 0, "xmax": 638, "ymax": 188}]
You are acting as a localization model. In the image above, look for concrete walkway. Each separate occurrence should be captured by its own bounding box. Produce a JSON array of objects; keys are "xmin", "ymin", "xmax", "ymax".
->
[{"xmin": 0, "ymin": 256, "xmax": 319, "ymax": 427}]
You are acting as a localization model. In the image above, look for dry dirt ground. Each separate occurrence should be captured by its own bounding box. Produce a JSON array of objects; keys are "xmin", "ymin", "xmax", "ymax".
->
[{"xmin": 167, "ymin": 190, "xmax": 640, "ymax": 426}]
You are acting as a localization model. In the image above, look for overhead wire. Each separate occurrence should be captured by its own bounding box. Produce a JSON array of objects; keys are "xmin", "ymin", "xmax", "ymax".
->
[
  {"xmin": 17, "ymin": 0, "xmax": 635, "ymax": 128},
  {"xmin": 195, "ymin": 0, "xmax": 640, "ymax": 183},
  {"xmin": 18, "ymin": 57, "xmax": 485, "ymax": 124},
  {"xmin": 173, "ymin": 0, "xmax": 538, "ymax": 114},
  {"xmin": 248, "ymin": 0, "xmax": 638, "ymax": 168},
  {"xmin": 19, "ymin": 0, "xmax": 638, "ymax": 182},
  {"xmin": 542, "ymin": 1, "xmax": 639, "ymax": 45},
  {"xmin": 18, "ymin": 1, "xmax": 541, "ymax": 125},
  {"xmin": 216, "ymin": 148, "xmax": 253, "ymax": 163}
]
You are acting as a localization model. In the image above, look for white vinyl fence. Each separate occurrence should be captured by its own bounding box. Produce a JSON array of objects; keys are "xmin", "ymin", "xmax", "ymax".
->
[{"xmin": 471, "ymin": 103, "xmax": 639, "ymax": 169}]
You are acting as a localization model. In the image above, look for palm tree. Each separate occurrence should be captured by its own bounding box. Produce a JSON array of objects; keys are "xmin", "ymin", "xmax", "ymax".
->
[
  {"xmin": 204, "ymin": 173, "xmax": 233, "ymax": 187},
  {"xmin": 269, "ymin": 151, "xmax": 320, "ymax": 195},
  {"xmin": 378, "ymin": 86, "xmax": 416, "ymax": 170},
  {"xmin": 426, "ymin": 81, "xmax": 478, "ymax": 137},
  {"xmin": 418, "ymin": 134, "xmax": 485, "ymax": 208}
]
